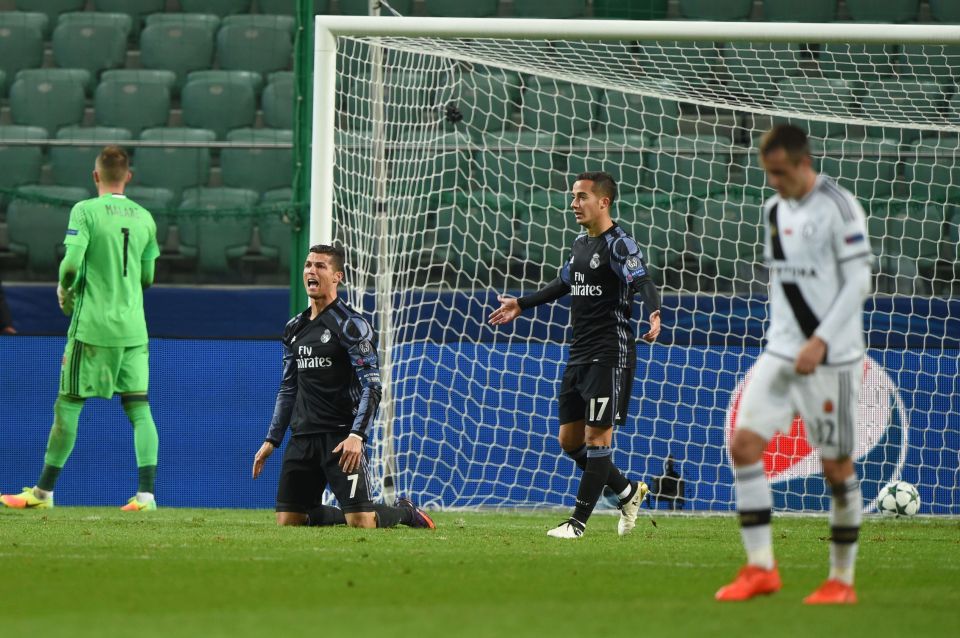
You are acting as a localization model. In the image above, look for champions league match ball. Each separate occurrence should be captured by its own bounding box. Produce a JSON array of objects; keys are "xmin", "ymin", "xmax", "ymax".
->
[{"xmin": 877, "ymin": 480, "xmax": 921, "ymax": 517}]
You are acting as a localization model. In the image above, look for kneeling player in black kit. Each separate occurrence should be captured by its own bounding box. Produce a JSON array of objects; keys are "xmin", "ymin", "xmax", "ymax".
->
[
  {"xmin": 489, "ymin": 171, "xmax": 662, "ymax": 538},
  {"xmin": 253, "ymin": 244, "xmax": 434, "ymax": 529}
]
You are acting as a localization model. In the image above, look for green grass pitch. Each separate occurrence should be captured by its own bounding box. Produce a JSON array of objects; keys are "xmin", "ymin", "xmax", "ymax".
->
[{"xmin": 1, "ymin": 508, "xmax": 957, "ymax": 638}]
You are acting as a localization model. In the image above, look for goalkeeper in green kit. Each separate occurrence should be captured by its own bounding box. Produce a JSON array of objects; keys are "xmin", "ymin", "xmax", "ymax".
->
[{"xmin": 1, "ymin": 146, "xmax": 161, "ymax": 512}]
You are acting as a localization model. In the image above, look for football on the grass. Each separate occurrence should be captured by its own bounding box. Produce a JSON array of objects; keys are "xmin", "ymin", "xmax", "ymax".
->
[{"xmin": 877, "ymin": 480, "xmax": 920, "ymax": 517}]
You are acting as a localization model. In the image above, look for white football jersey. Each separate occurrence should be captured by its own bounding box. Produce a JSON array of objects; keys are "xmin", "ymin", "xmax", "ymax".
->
[{"xmin": 762, "ymin": 175, "xmax": 872, "ymax": 364}]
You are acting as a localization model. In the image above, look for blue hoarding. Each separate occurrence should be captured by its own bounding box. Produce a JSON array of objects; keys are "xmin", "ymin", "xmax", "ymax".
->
[{"xmin": 1, "ymin": 337, "xmax": 956, "ymax": 513}]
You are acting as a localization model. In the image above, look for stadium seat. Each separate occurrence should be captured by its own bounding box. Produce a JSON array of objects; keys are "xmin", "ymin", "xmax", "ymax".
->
[
  {"xmin": 187, "ymin": 69, "xmax": 264, "ymax": 94},
  {"xmin": 903, "ymin": 135, "xmax": 960, "ymax": 203},
  {"xmin": 844, "ymin": 0, "xmax": 919, "ymax": 23},
  {"xmin": 6, "ymin": 185, "xmax": 90, "ymax": 275},
  {"xmin": 216, "ymin": 16, "xmax": 294, "ymax": 77},
  {"xmin": 257, "ymin": 0, "xmax": 330, "ymax": 15},
  {"xmin": 14, "ymin": 0, "xmax": 84, "ymax": 37},
  {"xmin": 692, "ymin": 193, "xmax": 765, "ymax": 289},
  {"xmin": 134, "ymin": 127, "xmax": 216, "ymax": 198},
  {"xmin": 455, "ymin": 69, "xmax": 522, "ymax": 135},
  {"xmin": 221, "ymin": 129, "xmax": 294, "ymax": 195},
  {"xmin": 679, "ymin": 0, "xmax": 753, "ymax": 20},
  {"xmin": 222, "ymin": 13, "xmax": 296, "ymax": 35},
  {"xmin": 261, "ymin": 188, "xmax": 293, "ymax": 204},
  {"xmin": 338, "ymin": 0, "xmax": 413, "ymax": 14},
  {"xmin": 179, "ymin": 187, "xmax": 259, "ymax": 276},
  {"xmin": 179, "ymin": 0, "xmax": 252, "ymax": 16},
  {"xmin": 144, "ymin": 13, "xmax": 220, "ymax": 34},
  {"xmin": 818, "ymin": 43, "xmax": 896, "ymax": 83},
  {"xmin": 860, "ymin": 81, "xmax": 945, "ymax": 144},
  {"xmin": 390, "ymin": 130, "xmax": 472, "ymax": 195},
  {"xmin": 512, "ymin": 0, "xmax": 586, "ymax": 18},
  {"xmin": 637, "ymin": 41, "xmax": 721, "ymax": 89},
  {"xmin": 9, "ymin": 69, "xmax": 89, "ymax": 136},
  {"xmin": 126, "ymin": 185, "xmax": 175, "ymax": 212},
  {"xmin": 593, "ymin": 0, "xmax": 668, "ymax": 19},
  {"xmin": 50, "ymin": 126, "xmax": 134, "ymax": 194},
  {"xmin": 722, "ymin": 42, "xmax": 802, "ymax": 93},
  {"xmin": 475, "ymin": 131, "xmax": 558, "ymax": 194},
  {"xmin": 733, "ymin": 144, "xmax": 773, "ymax": 195},
  {"xmin": 521, "ymin": 77, "xmax": 599, "ymax": 138},
  {"xmin": 603, "ymin": 84, "xmax": 682, "ymax": 139},
  {"xmin": 435, "ymin": 190, "xmax": 514, "ymax": 284},
  {"xmin": 425, "ymin": 0, "xmax": 499, "ymax": 17},
  {"xmin": 616, "ymin": 191, "xmax": 687, "ymax": 277},
  {"xmin": 930, "ymin": 0, "xmax": 960, "ymax": 22},
  {"xmin": 0, "ymin": 125, "xmax": 46, "ymax": 211},
  {"xmin": 564, "ymin": 133, "xmax": 648, "ymax": 194},
  {"xmin": 898, "ymin": 44, "xmax": 960, "ymax": 87},
  {"xmin": 255, "ymin": 191, "xmax": 294, "ymax": 272},
  {"xmin": 776, "ymin": 78, "xmax": 855, "ymax": 139},
  {"xmin": 262, "ymin": 72, "xmax": 295, "ymax": 130},
  {"xmin": 125, "ymin": 185, "xmax": 176, "ymax": 248},
  {"xmin": 0, "ymin": 9, "xmax": 48, "ymax": 32},
  {"xmin": 761, "ymin": 0, "xmax": 836, "ymax": 21},
  {"xmin": 0, "ymin": 13, "xmax": 45, "ymax": 96},
  {"xmin": 871, "ymin": 200, "xmax": 944, "ymax": 287},
  {"xmin": 52, "ymin": 13, "xmax": 132, "ymax": 83},
  {"xmin": 181, "ymin": 73, "xmax": 258, "ymax": 139},
  {"xmin": 94, "ymin": 70, "xmax": 175, "ymax": 137},
  {"xmin": 523, "ymin": 189, "xmax": 579, "ymax": 273},
  {"xmin": 139, "ymin": 17, "xmax": 217, "ymax": 91},
  {"xmin": 333, "ymin": 130, "xmax": 373, "ymax": 198},
  {"xmin": 812, "ymin": 137, "xmax": 898, "ymax": 202},
  {"xmin": 92, "ymin": 0, "xmax": 165, "ymax": 40},
  {"xmin": 647, "ymin": 135, "xmax": 732, "ymax": 199},
  {"xmin": 343, "ymin": 71, "xmax": 439, "ymax": 134}
]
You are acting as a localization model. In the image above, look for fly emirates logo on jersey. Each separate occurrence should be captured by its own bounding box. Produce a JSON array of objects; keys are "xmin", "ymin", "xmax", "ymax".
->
[
  {"xmin": 570, "ymin": 271, "xmax": 603, "ymax": 297},
  {"xmin": 296, "ymin": 346, "xmax": 333, "ymax": 369}
]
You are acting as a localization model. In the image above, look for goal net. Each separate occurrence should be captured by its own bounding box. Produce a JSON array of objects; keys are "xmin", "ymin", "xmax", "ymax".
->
[{"xmin": 316, "ymin": 18, "xmax": 960, "ymax": 513}]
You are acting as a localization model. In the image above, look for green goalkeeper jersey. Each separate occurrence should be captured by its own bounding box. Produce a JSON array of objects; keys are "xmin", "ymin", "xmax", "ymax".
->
[{"xmin": 63, "ymin": 193, "xmax": 160, "ymax": 347}]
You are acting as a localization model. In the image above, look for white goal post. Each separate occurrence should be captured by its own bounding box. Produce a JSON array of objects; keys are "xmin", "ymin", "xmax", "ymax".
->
[{"xmin": 310, "ymin": 16, "xmax": 960, "ymax": 513}]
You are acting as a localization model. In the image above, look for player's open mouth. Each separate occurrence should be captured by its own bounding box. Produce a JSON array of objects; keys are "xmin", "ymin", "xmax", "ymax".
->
[{"xmin": 306, "ymin": 278, "xmax": 319, "ymax": 290}]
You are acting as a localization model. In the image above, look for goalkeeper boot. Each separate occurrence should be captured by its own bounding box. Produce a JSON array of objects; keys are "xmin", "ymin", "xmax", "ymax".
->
[
  {"xmin": 547, "ymin": 518, "xmax": 585, "ymax": 539},
  {"xmin": 1, "ymin": 487, "xmax": 53, "ymax": 509},
  {"xmin": 617, "ymin": 480, "xmax": 650, "ymax": 537},
  {"xmin": 715, "ymin": 564, "xmax": 782, "ymax": 601},
  {"xmin": 395, "ymin": 497, "xmax": 435, "ymax": 529},
  {"xmin": 120, "ymin": 495, "xmax": 157, "ymax": 512},
  {"xmin": 803, "ymin": 579, "xmax": 857, "ymax": 605}
]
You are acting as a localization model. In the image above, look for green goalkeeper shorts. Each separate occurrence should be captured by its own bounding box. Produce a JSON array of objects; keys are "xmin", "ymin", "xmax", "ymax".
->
[{"xmin": 59, "ymin": 339, "xmax": 150, "ymax": 399}]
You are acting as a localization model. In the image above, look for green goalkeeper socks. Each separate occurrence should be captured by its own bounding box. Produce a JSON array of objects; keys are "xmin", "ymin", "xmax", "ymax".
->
[
  {"xmin": 123, "ymin": 396, "xmax": 159, "ymax": 493},
  {"xmin": 40, "ymin": 395, "xmax": 85, "ymax": 487},
  {"xmin": 122, "ymin": 396, "xmax": 159, "ymax": 467}
]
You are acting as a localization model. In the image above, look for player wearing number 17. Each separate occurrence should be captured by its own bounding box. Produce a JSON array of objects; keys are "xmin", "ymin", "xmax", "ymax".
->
[
  {"xmin": 489, "ymin": 171, "xmax": 662, "ymax": 539},
  {"xmin": 1, "ymin": 146, "xmax": 160, "ymax": 512}
]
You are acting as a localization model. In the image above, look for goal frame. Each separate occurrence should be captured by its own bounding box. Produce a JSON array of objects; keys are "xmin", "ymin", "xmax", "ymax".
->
[{"xmin": 310, "ymin": 16, "xmax": 960, "ymax": 506}]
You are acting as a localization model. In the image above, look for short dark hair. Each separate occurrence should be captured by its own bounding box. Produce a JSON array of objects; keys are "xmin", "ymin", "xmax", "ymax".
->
[
  {"xmin": 759, "ymin": 124, "xmax": 810, "ymax": 163},
  {"xmin": 96, "ymin": 145, "xmax": 130, "ymax": 184},
  {"xmin": 575, "ymin": 171, "xmax": 618, "ymax": 205},
  {"xmin": 308, "ymin": 243, "xmax": 345, "ymax": 274}
]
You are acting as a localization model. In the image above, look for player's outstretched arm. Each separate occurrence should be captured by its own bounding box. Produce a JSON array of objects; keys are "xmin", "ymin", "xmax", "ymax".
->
[{"xmin": 488, "ymin": 295, "xmax": 522, "ymax": 325}]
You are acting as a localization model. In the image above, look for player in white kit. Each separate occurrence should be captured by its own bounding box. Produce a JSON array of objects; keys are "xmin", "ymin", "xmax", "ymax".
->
[{"xmin": 715, "ymin": 125, "xmax": 873, "ymax": 605}]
